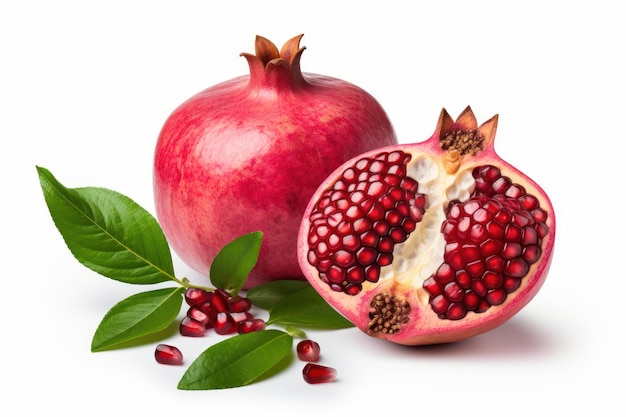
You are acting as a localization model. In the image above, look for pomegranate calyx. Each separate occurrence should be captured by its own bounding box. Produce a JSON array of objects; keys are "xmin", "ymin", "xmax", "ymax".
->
[
  {"xmin": 437, "ymin": 106, "xmax": 499, "ymax": 174},
  {"xmin": 241, "ymin": 34, "xmax": 307, "ymax": 91}
]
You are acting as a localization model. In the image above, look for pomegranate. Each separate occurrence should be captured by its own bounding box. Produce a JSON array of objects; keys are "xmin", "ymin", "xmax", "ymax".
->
[
  {"xmin": 153, "ymin": 34, "xmax": 397, "ymax": 288},
  {"xmin": 297, "ymin": 107, "xmax": 555, "ymax": 345}
]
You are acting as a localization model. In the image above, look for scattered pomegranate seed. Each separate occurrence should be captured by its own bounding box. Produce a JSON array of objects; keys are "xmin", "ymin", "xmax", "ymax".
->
[
  {"xmin": 302, "ymin": 363, "xmax": 337, "ymax": 384},
  {"xmin": 184, "ymin": 287, "xmax": 212, "ymax": 307},
  {"xmin": 179, "ymin": 316, "xmax": 207, "ymax": 337},
  {"xmin": 296, "ymin": 340, "xmax": 321, "ymax": 362},
  {"xmin": 186, "ymin": 306, "xmax": 210, "ymax": 326},
  {"xmin": 154, "ymin": 344, "xmax": 183, "ymax": 365},
  {"xmin": 229, "ymin": 296, "xmax": 252, "ymax": 312},
  {"xmin": 238, "ymin": 318, "xmax": 266, "ymax": 334},
  {"xmin": 214, "ymin": 312, "xmax": 237, "ymax": 335}
]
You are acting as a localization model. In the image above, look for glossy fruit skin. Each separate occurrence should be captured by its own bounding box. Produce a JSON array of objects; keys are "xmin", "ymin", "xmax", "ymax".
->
[
  {"xmin": 297, "ymin": 107, "xmax": 556, "ymax": 345},
  {"xmin": 153, "ymin": 35, "xmax": 396, "ymax": 288}
]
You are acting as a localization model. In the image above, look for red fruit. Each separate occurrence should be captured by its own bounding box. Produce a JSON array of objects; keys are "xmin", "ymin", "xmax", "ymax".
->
[
  {"xmin": 179, "ymin": 316, "xmax": 207, "ymax": 337},
  {"xmin": 154, "ymin": 344, "xmax": 183, "ymax": 365},
  {"xmin": 302, "ymin": 363, "xmax": 337, "ymax": 384},
  {"xmin": 296, "ymin": 340, "xmax": 321, "ymax": 362},
  {"xmin": 153, "ymin": 35, "xmax": 397, "ymax": 289},
  {"xmin": 298, "ymin": 107, "xmax": 556, "ymax": 345}
]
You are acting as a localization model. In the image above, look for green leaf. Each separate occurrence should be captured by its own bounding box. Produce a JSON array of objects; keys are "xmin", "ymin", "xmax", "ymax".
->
[
  {"xmin": 91, "ymin": 287, "xmax": 184, "ymax": 351},
  {"xmin": 267, "ymin": 286, "xmax": 355, "ymax": 329},
  {"xmin": 36, "ymin": 166, "xmax": 175, "ymax": 284},
  {"xmin": 246, "ymin": 279, "xmax": 311, "ymax": 310},
  {"xmin": 210, "ymin": 231, "xmax": 263, "ymax": 294},
  {"xmin": 178, "ymin": 330, "xmax": 293, "ymax": 390}
]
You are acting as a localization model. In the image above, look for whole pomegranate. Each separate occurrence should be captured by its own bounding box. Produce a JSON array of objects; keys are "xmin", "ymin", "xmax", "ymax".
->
[
  {"xmin": 297, "ymin": 107, "xmax": 555, "ymax": 345},
  {"xmin": 153, "ymin": 35, "xmax": 397, "ymax": 288}
]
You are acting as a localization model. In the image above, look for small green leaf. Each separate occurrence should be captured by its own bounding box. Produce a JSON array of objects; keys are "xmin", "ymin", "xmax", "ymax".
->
[
  {"xmin": 210, "ymin": 231, "xmax": 263, "ymax": 294},
  {"xmin": 178, "ymin": 329, "xmax": 293, "ymax": 390},
  {"xmin": 246, "ymin": 279, "xmax": 311, "ymax": 310},
  {"xmin": 91, "ymin": 287, "xmax": 184, "ymax": 351},
  {"xmin": 284, "ymin": 325, "xmax": 307, "ymax": 338},
  {"xmin": 267, "ymin": 286, "xmax": 354, "ymax": 329},
  {"xmin": 36, "ymin": 166, "xmax": 175, "ymax": 285}
]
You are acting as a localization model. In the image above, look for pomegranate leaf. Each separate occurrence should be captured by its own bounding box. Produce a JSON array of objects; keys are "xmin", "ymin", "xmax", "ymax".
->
[
  {"xmin": 210, "ymin": 231, "xmax": 263, "ymax": 294},
  {"xmin": 36, "ymin": 166, "xmax": 175, "ymax": 285},
  {"xmin": 91, "ymin": 287, "xmax": 184, "ymax": 352},
  {"xmin": 246, "ymin": 279, "xmax": 311, "ymax": 310},
  {"xmin": 177, "ymin": 329, "xmax": 293, "ymax": 390},
  {"xmin": 267, "ymin": 286, "xmax": 354, "ymax": 329}
]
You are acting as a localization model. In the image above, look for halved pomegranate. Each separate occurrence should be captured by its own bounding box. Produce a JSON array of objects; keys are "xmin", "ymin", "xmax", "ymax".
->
[{"xmin": 297, "ymin": 107, "xmax": 555, "ymax": 345}]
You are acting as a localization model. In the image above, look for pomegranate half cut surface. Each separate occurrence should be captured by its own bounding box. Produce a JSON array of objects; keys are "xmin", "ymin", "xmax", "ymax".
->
[{"xmin": 297, "ymin": 107, "xmax": 555, "ymax": 345}]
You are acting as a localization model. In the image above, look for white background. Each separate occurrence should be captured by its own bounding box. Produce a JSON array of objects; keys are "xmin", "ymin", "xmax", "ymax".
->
[{"xmin": 2, "ymin": 0, "xmax": 623, "ymax": 415}]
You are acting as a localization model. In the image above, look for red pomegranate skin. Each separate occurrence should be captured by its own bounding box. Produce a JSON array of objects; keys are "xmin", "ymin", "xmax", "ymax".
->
[
  {"xmin": 297, "ymin": 107, "xmax": 556, "ymax": 345},
  {"xmin": 153, "ymin": 35, "xmax": 397, "ymax": 288}
]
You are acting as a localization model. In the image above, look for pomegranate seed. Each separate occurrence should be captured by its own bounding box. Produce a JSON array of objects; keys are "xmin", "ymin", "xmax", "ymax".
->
[
  {"xmin": 154, "ymin": 344, "xmax": 183, "ymax": 365},
  {"xmin": 209, "ymin": 290, "xmax": 231, "ymax": 313},
  {"xmin": 238, "ymin": 318, "xmax": 266, "ymax": 334},
  {"xmin": 230, "ymin": 311, "xmax": 253, "ymax": 323},
  {"xmin": 179, "ymin": 316, "xmax": 207, "ymax": 337},
  {"xmin": 198, "ymin": 302, "xmax": 217, "ymax": 328},
  {"xmin": 229, "ymin": 296, "xmax": 252, "ymax": 313},
  {"xmin": 214, "ymin": 312, "xmax": 237, "ymax": 335},
  {"xmin": 302, "ymin": 363, "xmax": 337, "ymax": 384},
  {"xmin": 184, "ymin": 288, "xmax": 211, "ymax": 307},
  {"xmin": 297, "ymin": 340, "xmax": 321, "ymax": 362},
  {"xmin": 187, "ymin": 306, "xmax": 210, "ymax": 326}
]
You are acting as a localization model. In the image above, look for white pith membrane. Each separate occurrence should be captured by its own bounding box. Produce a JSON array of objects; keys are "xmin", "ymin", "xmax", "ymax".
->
[{"xmin": 379, "ymin": 153, "xmax": 475, "ymax": 304}]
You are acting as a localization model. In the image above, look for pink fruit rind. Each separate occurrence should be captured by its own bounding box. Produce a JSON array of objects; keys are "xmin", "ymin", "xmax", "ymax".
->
[
  {"xmin": 153, "ymin": 35, "xmax": 397, "ymax": 289},
  {"xmin": 297, "ymin": 106, "xmax": 555, "ymax": 345}
]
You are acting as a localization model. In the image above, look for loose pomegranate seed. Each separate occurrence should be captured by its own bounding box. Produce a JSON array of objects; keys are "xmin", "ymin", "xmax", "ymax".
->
[
  {"xmin": 424, "ymin": 165, "xmax": 550, "ymax": 320},
  {"xmin": 306, "ymin": 151, "xmax": 426, "ymax": 295},
  {"xmin": 209, "ymin": 290, "xmax": 231, "ymax": 313},
  {"xmin": 297, "ymin": 340, "xmax": 321, "ymax": 362},
  {"xmin": 187, "ymin": 306, "xmax": 210, "ymax": 326},
  {"xmin": 214, "ymin": 312, "xmax": 237, "ymax": 335},
  {"xmin": 229, "ymin": 296, "xmax": 252, "ymax": 313},
  {"xmin": 302, "ymin": 363, "xmax": 337, "ymax": 384},
  {"xmin": 184, "ymin": 288, "xmax": 211, "ymax": 307},
  {"xmin": 238, "ymin": 318, "xmax": 266, "ymax": 334},
  {"xmin": 154, "ymin": 344, "xmax": 183, "ymax": 365},
  {"xmin": 179, "ymin": 316, "xmax": 207, "ymax": 337}
]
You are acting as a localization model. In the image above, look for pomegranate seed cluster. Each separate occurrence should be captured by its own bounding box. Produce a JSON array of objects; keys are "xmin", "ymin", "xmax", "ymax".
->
[
  {"xmin": 423, "ymin": 165, "xmax": 550, "ymax": 320},
  {"xmin": 180, "ymin": 288, "xmax": 266, "ymax": 336},
  {"xmin": 306, "ymin": 151, "xmax": 427, "ymax": 295}
]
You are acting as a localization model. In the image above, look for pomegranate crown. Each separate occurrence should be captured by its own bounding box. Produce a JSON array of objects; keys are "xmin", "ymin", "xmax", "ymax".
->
[
  {"xmin": 436, "ymin": 106, "xmax": 499, "ymax": 174},
  {"xmin": 241, "ymin": 34, "xmax": 307, "ymax": 91}
]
